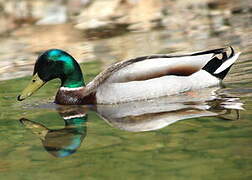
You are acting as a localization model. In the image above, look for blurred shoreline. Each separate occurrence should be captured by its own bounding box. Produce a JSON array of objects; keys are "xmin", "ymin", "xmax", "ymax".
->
[{"xmin": 0, "ymin": 0, "xmax": 251, "ymax": 81}]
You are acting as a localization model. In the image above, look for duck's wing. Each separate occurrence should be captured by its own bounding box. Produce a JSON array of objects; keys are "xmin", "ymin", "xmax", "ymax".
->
[{"xmin": 85, "ymin": 47, "xmax": 238, "ymax": 94}]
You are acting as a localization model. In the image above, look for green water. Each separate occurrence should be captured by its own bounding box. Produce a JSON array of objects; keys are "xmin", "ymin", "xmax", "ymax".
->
[
  {"xmin": 0, "ymin": 56, "xmax": 252, "ymax": 179},
  {"xmin": 0, "ymin": 1, "xmax": 252, "ymax": 179}
]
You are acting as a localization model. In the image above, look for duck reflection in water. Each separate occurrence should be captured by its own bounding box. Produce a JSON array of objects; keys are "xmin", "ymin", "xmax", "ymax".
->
[
  {"xmin": 95, "ymin": 87, "xmax": 243, "ymax": 132},
  {"xmin": 20, "ymin": 106, "xmax": 87, "ymax": 158},
  {"xmin": 20, "ymin": 87, "xmax": 243, "ymax": 157}
]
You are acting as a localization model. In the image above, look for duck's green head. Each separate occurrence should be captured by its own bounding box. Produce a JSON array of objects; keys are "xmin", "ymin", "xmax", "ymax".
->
[{"xmin": 17, "ymin": 49, "xmax": 85, "ymax": 101}]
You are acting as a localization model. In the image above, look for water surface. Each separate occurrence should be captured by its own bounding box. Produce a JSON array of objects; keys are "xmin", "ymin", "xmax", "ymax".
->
[{"xmin": 0, "ymin": 1, "xmax": 252, "ymax": 180}]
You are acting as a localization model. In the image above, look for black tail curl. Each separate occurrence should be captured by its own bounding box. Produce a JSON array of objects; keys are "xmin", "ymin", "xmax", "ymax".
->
[{"xmin": 202, "ymin": 46, "xmax": 235, "ymax": 80}]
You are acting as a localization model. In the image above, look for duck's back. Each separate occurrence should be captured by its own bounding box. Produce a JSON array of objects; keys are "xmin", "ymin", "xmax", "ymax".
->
[
  {"xmin": 86, "ymin": 47, "xmax": 239, "ymax": 104},
  {"xmin": 105, "ymin": 52, "xmax": 213, "ymax": 83}
]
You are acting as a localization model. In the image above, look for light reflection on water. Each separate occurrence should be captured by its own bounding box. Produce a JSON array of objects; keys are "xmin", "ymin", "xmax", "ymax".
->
[{"xmin": 0, "ymin": 1, "xmax": 251, "ymax": 179}]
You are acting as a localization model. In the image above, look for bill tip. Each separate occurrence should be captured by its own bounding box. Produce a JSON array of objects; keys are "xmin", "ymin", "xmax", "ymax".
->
[{"xmin": 17, "ymin": 95, "xmax": 24, "ymax": 101}]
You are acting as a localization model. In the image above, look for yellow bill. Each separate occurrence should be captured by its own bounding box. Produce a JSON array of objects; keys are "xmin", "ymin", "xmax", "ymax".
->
[{"xmin": 17, "ymin": 73, "xmax": 45, "ymax": 101}]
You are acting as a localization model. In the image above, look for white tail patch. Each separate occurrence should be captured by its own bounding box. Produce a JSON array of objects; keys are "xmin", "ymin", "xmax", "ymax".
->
[{"xmin": 214, "ymin": 52, "xmax": 241, "ymax": 74}]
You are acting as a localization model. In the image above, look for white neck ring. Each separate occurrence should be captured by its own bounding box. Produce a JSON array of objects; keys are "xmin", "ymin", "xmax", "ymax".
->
[{"xmin": 60, "ymin": 86, "xmax": 84, "ymax": 91}]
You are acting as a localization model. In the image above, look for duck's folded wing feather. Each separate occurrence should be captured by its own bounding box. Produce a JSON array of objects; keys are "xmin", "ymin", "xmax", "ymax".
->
[{"xmin": 85, "ymin": 47, "xmax": 228, "ymax": 94}]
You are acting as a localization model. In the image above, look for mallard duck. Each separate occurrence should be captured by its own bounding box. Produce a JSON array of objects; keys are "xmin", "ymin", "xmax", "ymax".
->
[{"xmin": 17, "ymin": 47, "xmax": 240, "ymax": 105}]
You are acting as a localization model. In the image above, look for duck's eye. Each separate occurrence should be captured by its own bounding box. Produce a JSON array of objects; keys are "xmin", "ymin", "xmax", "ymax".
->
[
  {"xmin": 32, "ymin": 79, "xmax": 36, "ymax": 83},
  {"xmin": 47, "ymin": 60, "xmax": 54, "ymax": 65}
]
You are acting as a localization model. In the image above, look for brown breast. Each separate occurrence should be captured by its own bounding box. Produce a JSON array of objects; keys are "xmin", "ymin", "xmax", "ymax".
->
[{"xmin": 55, "ymin": 88, "xmax": 97, "ymax": 105}]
